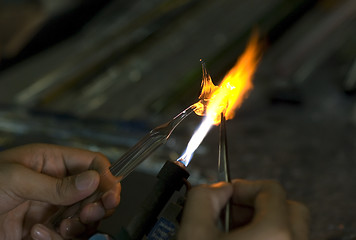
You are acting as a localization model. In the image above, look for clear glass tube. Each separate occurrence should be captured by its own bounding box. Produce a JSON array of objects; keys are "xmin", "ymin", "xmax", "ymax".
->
[{"xmin": 108, "ymin": 104, "xmax": 196, "ymax": 181}]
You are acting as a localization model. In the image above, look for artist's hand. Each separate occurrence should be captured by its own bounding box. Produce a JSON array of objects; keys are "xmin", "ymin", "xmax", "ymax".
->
[
  {"xmin": 0, "ymin": 144, "xmax": 121, "ymax": 239},
  {"xmin": 179, "ymin": 179, "xmax": 309, "ymax": 240}
]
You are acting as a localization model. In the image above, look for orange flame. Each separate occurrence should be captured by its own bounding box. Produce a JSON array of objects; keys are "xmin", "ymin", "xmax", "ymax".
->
[
  {"xmin": 194, "ymin": 33, "xmax": 262, "ymax": 124},
  {"xmin": 177, "ymin": 33, "xmax": 262, "ymax": 166}
]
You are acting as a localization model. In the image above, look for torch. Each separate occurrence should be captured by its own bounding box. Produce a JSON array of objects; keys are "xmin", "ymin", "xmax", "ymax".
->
[{"xmin": 120, "ymin": 160, "xmax": 189, "ymax": 240}]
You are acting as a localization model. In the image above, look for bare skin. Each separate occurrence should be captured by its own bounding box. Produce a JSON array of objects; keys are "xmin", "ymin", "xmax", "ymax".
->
[
  {"xmin": 178, "ymin": 179, "xmax": 310, "ymax": 240},
  {"xmin": 0, "ymin": 144, "xmax": 121, "ymax": 239}
]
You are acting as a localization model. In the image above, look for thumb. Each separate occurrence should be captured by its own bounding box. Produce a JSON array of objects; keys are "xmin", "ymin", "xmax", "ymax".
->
[
  {"xmin": 54, "ymin": 170, "xmax": 100, "ymax": 205},
  {"xmin": 11, "ymin": 165, "xmax": 99, "ymax": 205},
  {"xmin": 184, "ymin": 182, "xmax": 233, "ymax": 221},
  {"xmin": 31, "ymin": 224, "xmax": 63, "ymax": 240},
  {"xmin": 178, "ymin": 182, "xmax": 232, "ymax": 239}
]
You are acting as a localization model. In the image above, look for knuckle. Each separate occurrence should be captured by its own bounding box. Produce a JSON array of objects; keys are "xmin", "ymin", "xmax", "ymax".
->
[
  {"xmin": 263, "ymin": 179, "xmax": 281, "ymax": 188},
  {"xmin": 55, "ymin": 177, "xmax": 72, "ymax": 204},
  {"xmin": 90, "ymin": 153, "xmax": 110, "ymax": 173},
  {"xmin": 289, "ymin": 200, "xmax": 311, "ymax": 221},
  {"xmin": 263, "ymin": 180, "xmax": 286, "ymax": 197},
  {"xmin": 274, "ymin": 228, "xmax": 293, "ymax": 240},
  {"xmin": 292, "ymin": 201, "xmax": 309, "ymax": 213},
  {"xmin": 0, "ymin": 164, "xmax": 18, "ymax": 191},
  {"xmin": 179, "ymin": 224, "xmax": 218, "ymax": 240},
  {"xmin": 262, "ymin": 222, "xmax": 293, "ymax": 240},
  {"xmin": 55, "ymin": 179, "xmax": 65, "ymax": 201},
  {"xmin": 95, "ymin": 152, "xmax": 108, "ymax": 160},
  {"xmin": 188, "ymin": 185, "xmax": 211, "ymax": 199},
  {"xmin": 93, "ymin": 152, "xmax": 109, "ymax": 163}
]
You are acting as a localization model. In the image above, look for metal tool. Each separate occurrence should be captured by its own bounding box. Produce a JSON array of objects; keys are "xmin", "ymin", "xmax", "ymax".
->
[{"xmin": 218, "ymin": 112, "xmax": 232, "ymax": 232}]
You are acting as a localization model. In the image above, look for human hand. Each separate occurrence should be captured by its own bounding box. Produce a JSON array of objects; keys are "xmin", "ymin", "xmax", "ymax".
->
[
  {"xmin": 0, "ymin": 144, "xmax": 121, "ymax": 239},
  {"xmin": 178, "ymin": 179, "xmax": 309, "ymax": 240}
]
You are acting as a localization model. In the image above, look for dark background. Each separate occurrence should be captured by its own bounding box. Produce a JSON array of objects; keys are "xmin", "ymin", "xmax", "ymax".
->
[{"xmin": 0, "ymin": 0, "xmax": 355, "ymax": 239}]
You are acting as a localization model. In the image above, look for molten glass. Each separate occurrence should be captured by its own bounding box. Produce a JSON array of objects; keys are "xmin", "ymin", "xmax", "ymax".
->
[
  {"xmin": 178, "ymin": 32, "xmax": 262, "ymax": 166},
  {"xmin": 192, "ymin": 60, "xmax": 219, "ymax": 116}
]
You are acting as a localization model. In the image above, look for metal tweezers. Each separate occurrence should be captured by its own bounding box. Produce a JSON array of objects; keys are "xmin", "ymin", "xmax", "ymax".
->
[{"xmin": 218, "ymin": 112, "xmax": 232, "ymax": 232}]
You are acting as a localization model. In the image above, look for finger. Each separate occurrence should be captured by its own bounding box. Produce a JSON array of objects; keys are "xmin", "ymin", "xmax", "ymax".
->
[
  {"xmin": 46, "ymin": 144, "xmax": 111, "ymax": 176},
  {"xmin": 230, "ymin": 204, "xmax": 254, "ymax": 228},
  {"xmin": 231, "ymin": 179, "xmax": 288, "ymax": 221},
  {"xmin": 59, "ymin": 218, "xmax": 98, "ymax": 239},
  {"xmin": 1, "ymin": 144, "xmax": 119, "ymax": 203},
  {"xmin": 102, "ymin": 182, "xmax": 121, "ymax": 210},
  {"xmin": 229, "ymin": 179, "xmax": 291, "ymax": 239},
  {"xmin": 287, "ymin": 200, "xmax": 310, "ymax": 240},
  {"xmin": 32, "ymin": 224, "xmax": 63, "ymax": 240},
  {"xmin": 178, "ymin": 182, "xmax": 232, "ymax": 239},
  {"xmin": 78, "ymin": 199, "xmax": 119, "ymax": 224},
  {"xmin": 80, "ymin": 202, "xmax": 106, "ymax": 224},
  {"xmin": 185, "ymin": 182, "xmax": 233, "ymax": 222},
  {"xmin": 65, "ymin": 150, "xmax": 111, "ymax": 175},
  {"xmin": 79, "ymin": 182, "xmax": 121, "ymax": 223},
  {"xmin": 1, "ymin": 144, "xmax": 111, "ymax": 176},
  {"xmin": 10, "ymin": 164, "xmax": 99, "ymax": 205}
]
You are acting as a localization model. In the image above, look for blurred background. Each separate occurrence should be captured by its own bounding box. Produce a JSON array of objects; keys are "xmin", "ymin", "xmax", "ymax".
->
[{"xmin": 0, "ymin": 0, "xmax": 355, "ymax": 239}]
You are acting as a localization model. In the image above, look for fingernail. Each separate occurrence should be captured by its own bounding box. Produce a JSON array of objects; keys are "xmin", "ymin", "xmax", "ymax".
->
[
  {"xmin": 75, "ymin": 171, "xmax": 95, "ymax": 191},
  {"xmin": 61, "ymin": 218, "xmax": 86, "ymax": 237},
  {"xmin": 87, "ymin": 202, "xmax": 106, "ymax": 222},
  {"xmin": 32, "ymin": 224, "xmax": 51, "ymax": 240}
]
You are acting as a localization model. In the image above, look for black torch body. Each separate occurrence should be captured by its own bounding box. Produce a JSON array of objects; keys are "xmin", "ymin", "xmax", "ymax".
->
[{"xmin": 126, "ymin": 160, "xmax": 189, "ymax": 240}]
